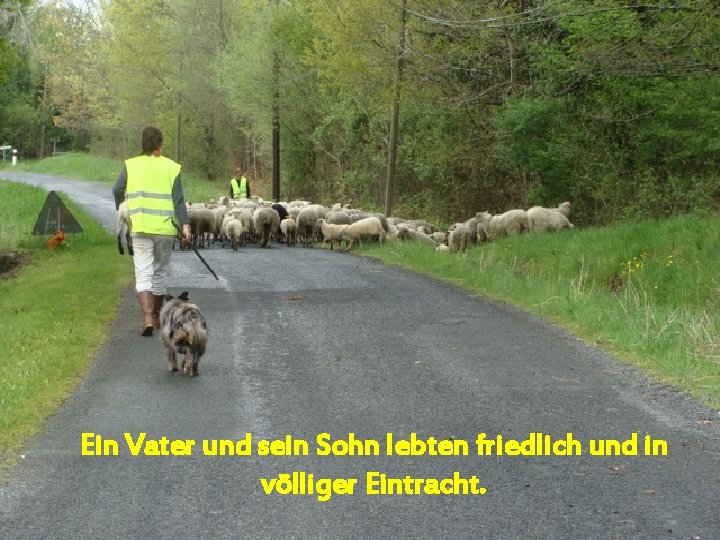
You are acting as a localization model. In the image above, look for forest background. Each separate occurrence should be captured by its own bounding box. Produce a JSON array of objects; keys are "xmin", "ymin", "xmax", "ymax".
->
[{"xmin": 1, "ymin": 0, "xmax": 719, "ymax": 226}]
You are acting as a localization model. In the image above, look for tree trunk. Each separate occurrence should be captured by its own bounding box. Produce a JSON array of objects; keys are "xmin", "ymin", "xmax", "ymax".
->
[{"xmin": 384, "ymin": 0, "xmax": 407, "ymax": 218}]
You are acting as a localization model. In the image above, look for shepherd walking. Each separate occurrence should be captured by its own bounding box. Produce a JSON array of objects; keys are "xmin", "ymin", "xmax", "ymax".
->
[
  {"xmin": 113, "ymin": 126, "xmax": 191, "ymax": 336},
  {"xmin": 229, "ymin": 168, "xmax": 251, "ymax": 199}
]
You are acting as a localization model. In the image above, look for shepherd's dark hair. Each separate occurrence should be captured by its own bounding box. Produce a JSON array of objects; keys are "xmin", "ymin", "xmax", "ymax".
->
[{"xmin": 141, "ymin": 127, "xmax": 163, "ymax": 155}]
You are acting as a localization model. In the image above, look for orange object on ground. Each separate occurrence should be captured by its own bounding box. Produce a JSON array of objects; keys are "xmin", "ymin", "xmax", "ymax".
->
[{"xmin": 47, "ymin": 230, "xmax": 65, "ymax": 249}]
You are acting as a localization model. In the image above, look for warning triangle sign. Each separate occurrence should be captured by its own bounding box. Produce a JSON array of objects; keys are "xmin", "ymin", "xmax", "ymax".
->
[{"xmin": 32, "ymin": 191, "xmax": 84, "ymax": 235}]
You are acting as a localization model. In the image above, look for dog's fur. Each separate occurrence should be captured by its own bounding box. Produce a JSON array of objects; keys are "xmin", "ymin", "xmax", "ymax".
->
[{"xmin": 159, "ymin": 291, "xmax": 208, "ymax": 376}]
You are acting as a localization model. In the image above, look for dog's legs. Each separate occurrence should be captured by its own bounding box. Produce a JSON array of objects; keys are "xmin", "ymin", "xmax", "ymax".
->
[
  {"xmin": 182, "ymin": 354, "xmax": 190, "ymax": 375},
  {"xmin": 166, "ymin": 348, "xmax": 178, "ymax": 372},
  {"xmin": 190, "ymin": 352, "xmax": 200, "ymax": 376}
]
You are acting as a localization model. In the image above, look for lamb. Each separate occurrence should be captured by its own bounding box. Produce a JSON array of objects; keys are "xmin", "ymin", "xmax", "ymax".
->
[
  {"xmin": 252, "ymin": 207, "xmax": 280, "ymax": 248},
  {"xmin": 116, "ymin": 200, "xmax": 133, "ymax": 256},
  {"xmin": 340, "ymin": 216, "xmax": 386, "ymax": 251},
  {"xmin": 316, "ymin": 218, "xmax": 347, "ymax": 250},
  {"xmin": 475, "ymin": 209, "xmax": 529, "ymax": 240},
  {"xmin": 280, "ymin": 218, "xmax": 297, "ymax": 246},
  {"xmin": 296, "ymin": 208, "xmax": 318, "ymax": 248},
  {"xmin": 225, "ymin": 218, "xmax": 249, "ymax": 250},
  {"xmin": 223, "ymin": 208, "xmax": 253, "ymax": 246}
]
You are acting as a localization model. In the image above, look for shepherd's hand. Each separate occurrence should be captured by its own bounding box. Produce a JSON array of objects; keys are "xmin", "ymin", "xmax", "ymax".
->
[{"xmin": 181, "ymin": 224, "xmax": 191, "ymax": 248}]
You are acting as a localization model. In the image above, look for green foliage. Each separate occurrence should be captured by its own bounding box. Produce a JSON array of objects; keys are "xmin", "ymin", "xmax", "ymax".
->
[{"xmin": 5, "ymin": 0, "xmax": 720, "ymax": 222}]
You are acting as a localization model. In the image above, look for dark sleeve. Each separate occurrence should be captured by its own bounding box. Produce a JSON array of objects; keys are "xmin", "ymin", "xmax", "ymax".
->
[
  {"xmin": 112, "ymin": 166, "xmax": 128, "ymax": 210},
  {"xmin": 172, "ymin": 174, "xmax": 190, "ymax": 225},
  {"xmin": 229, "ymin": 183, "xmax": 234, "ymax": 199},
  {"xmin": 246, "ymin": 181, "xmax": 251, "ymax": 198}
]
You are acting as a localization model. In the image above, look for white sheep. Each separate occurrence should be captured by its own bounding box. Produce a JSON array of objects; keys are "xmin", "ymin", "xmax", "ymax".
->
[
  {"xmin": 225, "ymin": 218, "xmax": 249, "ymax": 250},
  {"xmin": 387, "ymin": 224, "xmax": 400, "ymax": 242},
  {"xmin": 209, "ymin": 205, "xmax": 228, "ymax": 244},
  {"xmin": 527, "ymin": 205, "xmax": 574, "ymax": 232},
  {"xmin": 116, "ymin": 200, "xmax": 133, "ymax": 256},
  {"xmin": 280, "ymin": 218, "xmax": 297, "ymax": 246},
  {"xmin": 475, "ymin": 209, "xmax": 529, "ymax": 240},
  {"xmin": 225, "ymin": 208, "xmax": 253, "ymax": 245},
  {"xmin": 395, "ymin": 224, "xmax": 434, "ymax": 245},
  {"xmin": 448, "ymin": 225, "xmax": 471, "ymax": 252},
  {"xmin": 296, "ymin": 208, "xmax": 318, "ymax": 248},
  {"xmin": 431, "ymin": 231, "xmax": 446, "ymax": 244},
  {"xmin": 407, "ymin": 219, "xmax": 438, "ymax": 234},
  {"xmin": 462, "ymin": 217, "xmax": 482, "ymax": 245},
  {"xmin": 252, "ymin": 207, "xmax": 280, "ymax": 248},
  {"xmin": 316, "ymin": 218, "xmax": 347, "ymax": 250},
  {"xmin": 187, "ymin": 205, "xmax": 215, "ymax": 248},
  {"xmin": 341, "ymin": 216, "xmax": 386, "ymax": 251}
]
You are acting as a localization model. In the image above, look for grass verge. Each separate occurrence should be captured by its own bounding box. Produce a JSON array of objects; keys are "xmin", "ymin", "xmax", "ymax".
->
[
  {"xmin": 0, "ymin": 181, "xmax": 132, "ymax": 479},
  {"xmin": 361, "ymin": 216, "xmax": 720, "ymax": 408}
]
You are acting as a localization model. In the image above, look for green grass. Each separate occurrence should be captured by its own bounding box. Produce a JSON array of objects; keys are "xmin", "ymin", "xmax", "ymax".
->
[
  {"xmin": 361, "ymin": 217, "xmax": 720, "ymax": 407},
  {"xmin": 0, "ymin": 181, "xmax": 132, "ymax": 478}
]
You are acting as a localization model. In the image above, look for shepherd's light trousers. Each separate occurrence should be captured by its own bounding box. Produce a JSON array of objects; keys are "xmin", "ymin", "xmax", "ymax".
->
[{"xmin": 131, "ymin": 234, "xmax": 174, "ymax": 295}]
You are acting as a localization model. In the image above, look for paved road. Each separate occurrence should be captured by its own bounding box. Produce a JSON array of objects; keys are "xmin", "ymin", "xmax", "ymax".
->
[{"xmin": 1, "ymin": 172, "xmax": 719, "ymax": 539}]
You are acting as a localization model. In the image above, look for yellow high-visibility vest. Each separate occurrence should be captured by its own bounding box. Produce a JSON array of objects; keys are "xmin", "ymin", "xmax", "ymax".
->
[
  {"xmin": 125, "ymin": 155, "xmax": 181, "ymax": 235},
  {"xmin": 231, "ymin": 176, "xmax": 248, "ymax": 198}
]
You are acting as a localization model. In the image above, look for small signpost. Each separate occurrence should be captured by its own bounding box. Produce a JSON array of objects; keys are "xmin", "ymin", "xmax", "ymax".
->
[
  {"xmin": 0, "ymin": 145, "xmax": 10, "ymax": 164},
  {"xmin": 32, "ymin": 191, "xmax": 84, "ymax": 236}
]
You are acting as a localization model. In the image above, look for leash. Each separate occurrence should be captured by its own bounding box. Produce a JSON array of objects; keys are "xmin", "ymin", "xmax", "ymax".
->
[{"xmin": 165, "ymin": 218, "xmax": 220, "ymax": 281}]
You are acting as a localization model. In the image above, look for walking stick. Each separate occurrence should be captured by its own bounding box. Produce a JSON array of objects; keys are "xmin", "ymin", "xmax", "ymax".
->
[{"xmin": 165, "ymin": 218, "xmax": 220, "ymax": 281}]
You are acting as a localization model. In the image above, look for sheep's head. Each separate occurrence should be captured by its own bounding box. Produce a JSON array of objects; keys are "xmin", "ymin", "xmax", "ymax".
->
[
  {"xmin": 558, "ymin": 201, "xmax": 572, "ymax": 217},
  {"xmin": 475, "ymin": 211, "xmax": 492, "ymax": 225}
]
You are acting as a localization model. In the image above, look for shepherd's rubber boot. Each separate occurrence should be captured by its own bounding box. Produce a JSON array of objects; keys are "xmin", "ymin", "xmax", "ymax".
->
[
  {"xmin": 138, "ymin": 291, "xmax": 155, "ymax": 336},
  {"xmin": 152, "ymin": 294, "xmax": 164, "ymax": 328}
]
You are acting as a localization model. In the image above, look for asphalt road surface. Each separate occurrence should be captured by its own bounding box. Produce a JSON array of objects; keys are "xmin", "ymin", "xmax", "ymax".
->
[{"xmin": 1, "ymin": 172, "xmax": 719, "ymax": 539}]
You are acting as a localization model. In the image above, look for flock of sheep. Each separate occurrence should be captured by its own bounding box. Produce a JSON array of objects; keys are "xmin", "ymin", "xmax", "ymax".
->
[{"xmin": 117, "ymin": 196, "xmax": 574, "ymax": 255}]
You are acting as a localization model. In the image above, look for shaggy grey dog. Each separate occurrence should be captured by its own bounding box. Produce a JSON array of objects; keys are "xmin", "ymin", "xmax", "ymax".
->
[{"xmin": 159, "ymin": 291, "xmax": 208, "ymax": 376}]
